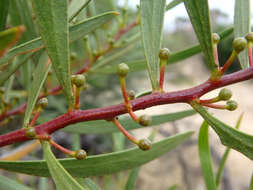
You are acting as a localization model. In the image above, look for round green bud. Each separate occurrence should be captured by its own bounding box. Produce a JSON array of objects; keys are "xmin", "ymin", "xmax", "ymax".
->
[
  {"xmin": 138, "ymin": 139, "xmax": 151, "ymax": 151},
  {"xmin": 75, "ymin": 149, "xmax": 87, "ymax": 160},
  {"xmin": 212, "ymin": 33, "xmax": 220, "ymax": 44},
  {"xmin": 83, "ymin": 35, "xmax": 88, "ymax": 41},
  {"xmin": 70, "ymin": 52, "xmax": 77, "ymax": 61},
  {"xmin": 108, "ymin": 38, "xmax": 115, "ymax": 45},
  {"xmin": 138, "ymin": 114, "xmax": 152, "ymax": 126},
  {"xmin": 218, "ymin": 88, "xmax": 232, "ymax": 101},
  {"xmin": 245, "ymin": 32, "xmax": 253, "ymax": 43},
  {"xmin": 127, "ymin": 90, "xmax": 135, "ymax": 100},
  {"xmin": 232, "ymin": 37, "xmax": 247, "ymax": 53},
  {"xmin": 117, "ymin": 63, "xmax": 129, "ymax": 77},
  {"xmin": 37, "ymin": 98, "xmax": 48, "ymax": 109},
  {"xmin": 226, "ymin": 100, "xmax": 238, "ymax": 111},
  {"xmin": 159, "ymin": 48, "xmax": 170, "ymax": 60},
  {"xmin": 25, "ymin": 127, "xmax": 36, "ymax": 138},
  {"xmin": 71, "ymin": 74, "xmax": 86, "ymax": 88}
]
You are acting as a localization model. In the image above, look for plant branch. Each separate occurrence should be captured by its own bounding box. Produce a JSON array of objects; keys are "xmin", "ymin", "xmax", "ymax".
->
[
  {"xmin": 1, "ymin": 67, "xmax": 253, "ymax": 147},
  {"xmin": 0, "ymin": 19, "xmax": 139, "ymax": 122}
]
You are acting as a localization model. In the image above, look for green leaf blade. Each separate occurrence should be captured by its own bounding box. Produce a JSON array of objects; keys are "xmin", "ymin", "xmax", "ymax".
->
[
  {"xmin": 234, "ymin": 0, "xmax": 251, "ymax": 69},
  {"xmin": 0, "ymin": 12, "xmax": 118, "ymax": 71},
  {"xmin": 0, "ymin": 0, "xmax": 9, "ymax": 31},
  {"xmin": 0, "ymin": 175, "xmax": 34, "ymax": 190},
  {"xmin": 31, "ymin": 0, "xmax": 74, "ymax": 107},
  {"xmin": 140, "ymin": 0, "xmax": 166, "ymax": 90},
  {"xmin": 191, "ymin": 103, "xmax": 253, "ymax": 160},
  {"xmin": 166, "ymin": 0, "xmax": 182, "ymax": 11},
  {"xmin": 198, "ymin": 121, "xmax": 216, "ymax": 190},
  {"xmin": 62, "ymin": 110, "xmax": 196, "ymax": 134},
  {"xmin": 0, "ymin": 26, "xmax": 24, "ymax": 59},
  {"xmin": 124, "ymin": 167, "xmax": 140, "ymax": 190},
  {"xmin": 83, "ymin": 178, "xmax": 101, "ymax": 190},
  {"xmin": 183, "ymin": 0, "xmax": 217, "ymax": 73},
  {"xmin": 23, "ymin": 53, "xmax": 51, "ymax": 127},
  {"xmin": 0, "ymin": 131, "xmax": 194, "ymax": 177},
  {"xmin": 41, "ymin": 141, "xmax": 86, "ymax": 190}
]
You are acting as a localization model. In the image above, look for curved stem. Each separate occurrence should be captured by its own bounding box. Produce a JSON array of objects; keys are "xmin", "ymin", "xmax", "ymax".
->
[{"xmin": 1, "ymin": 67, "xmax": 253, "ymax": 147}]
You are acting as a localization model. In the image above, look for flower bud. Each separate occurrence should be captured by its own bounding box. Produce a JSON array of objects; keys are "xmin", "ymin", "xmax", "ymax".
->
[
  {"xmin": 138, "ymin": 138, "xmax": 151, "ymax": 151},
  {"xmin": 117, "ymin": 63, "xmax": 129, "ymax": 77},
  {"xmin": 37, "ymin": 98, "xmax": 48, "ymax": 109},
  {"xmin": 232, "ymin": 37, "xmax": 247, "ymax": 53},
  {"xmin": 127, "ymin": 90, "xmax": 135, "ymax": 100},
  {"xmin": 70, "ymin": 52, "xmax": 77, "ymax": 61},
  {"xmin": 218, "ymin": 88, "xmax": 232, "ymax": 101},
  {"xmin": 71, "ymin": 74, "xmax": 86, "ymax": 88},
  {"xmin": 226, "ymin": 100, "xmax": 238, "ymax": 111},
  {"xmin": 159, "ymin": 48, "xmax": 170, "ymax": 60},
  {"xmin": 138, "ymin": 114, "xmax": 152, "ymax": 126},
  {"xmin": 75, "ymin": 149, "xmax": 87, "ymax": 160},
  {"xmin": 212, "ymin": 33, "xmax": 220, "ymax": 44},
  {"xmin": 245, "ymin": 32, "xmax": 253, "ymax": 43},
  {"xmin": 25, "ymin": 127, "xmax": 36, "ymax": 138}
]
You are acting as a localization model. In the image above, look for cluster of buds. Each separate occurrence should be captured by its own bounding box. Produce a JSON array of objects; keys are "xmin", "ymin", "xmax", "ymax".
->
[
  {"xmin": 198, "ymin": 88, "xmax": 238, "ymax": 111},
  {"xmin": 212, "ymin": 32, "xmax": 251, "ymax": 76},
  {"xmin": 113, "ymin": 63, "xmax": 153, "ymax": 150}
]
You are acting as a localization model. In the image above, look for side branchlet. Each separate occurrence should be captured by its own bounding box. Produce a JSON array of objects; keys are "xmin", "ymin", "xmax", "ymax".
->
[
  {"xmin": 159, "ymin": 48, "xmax": 170, "ymax": 93},
  {"xmin": 71, "ymin": 74, "xmax": 86, "ymax": 110},
  {"xmin": 117, "ymin": 63, "xmax": 152, "ymax": 126}
]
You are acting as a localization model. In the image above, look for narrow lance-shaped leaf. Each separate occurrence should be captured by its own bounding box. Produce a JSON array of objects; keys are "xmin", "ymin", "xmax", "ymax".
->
[
  {"xmin": 140, "ymin": 0, "xmax": 166, "ymax": 90},
  {"xmin": 0, "ymin": 26, "xmax": 24, "ymax": 60},
  {"xmin": 9, "ymin": 0, "xmax": 37, "ymax": 42},
  {"xmin": 125, "ymin": 168, "xmax": 140, "ymax": 190},
  {"xmin": 0, "ymin": 12, "xmax": 118, "ymax": 68},
  {"xmin": 9, "ymin": 0, "xmax": 39, "ymax": 90},
  {"xmin": 166, "ymin": 0, "xmax": 183, "ymax": 11},
  {"xmin": 68, "ymin": 0, "xmax": 92, "ymax": 22},
  {"xmin": 183, "ymin": 0, "xmax": 217, "ymax": 75},
  {"xmin": 0, "ymin": 53, "xmax": 33, "ymax": 87},
  {"xmin": 191, "ymin": 102, "xmax": 253, "ymax": 160},
  {"xmin": 31, "ymin": 0, "xmax": 74, "ymax": 107},
  {"xmin": 0, "ymin": 174, "xmax": 34, "ymax": 190},
  {"xmin": 0, "ymin": 0, "xmax": 9, "ymax": 31},
  {"xmin": 62, "ymin": 110, "xmax": 196, "ymax": 134},
  {"xmin": 83, "ymin": 178, "xmax": 101, "ymax": 190},
  {"xmin": 198, "ymin": 121, "xmax": 216, "ymax": 190},
  {"xmin": 23, "ymin": 53, "xmax": 51, "ymax": 127},
  {"xmin": 215, "ymin": 113, "xmax": 243, "ymax": 188},
  {"xmin": 234, "ymin": 0, "xmax": 251, "ymax": 69},
  {"xmin": 41, "ymin": 141, "xmax": 86, "ymax": 190},
  {"xmin": 0, "ymin": 131, "xmax": 194, "ymax": 177}
]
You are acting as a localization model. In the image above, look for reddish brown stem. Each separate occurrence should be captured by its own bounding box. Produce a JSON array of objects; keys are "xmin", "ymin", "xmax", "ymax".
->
[
  {"xmin": 1, "ymin": 67, "xmax": 253, "ymax": 147},
  {"xmin": 220, "ymin": 51, "xmax": 237, "ymax": 74},
  {"xmin": 120, "ymin": 77, "xmax": 139, "ymax": 122},
  {"xmin": 202, "ymin": 103, "xmax": 226, "ymax": 110},
  {"xmin": 159, "ymin": 64, "xmax": 166, "ymax": 92},
  {"xmin": 49, "ymin": 139, "xmax": 74, "ymax": 156},
  {"xmin": 114, "ymin": 19, "xmax": 138, "ymax": 42},
  {"xmin": 75, "ymin": 87, "xmax": 80, "ymax": 110},
  {"xmin": 112, "ymin": 118, "xmax": 138, "ymax": 144},
  {"xmin": 199, "ymin": 97, "xmax": 219, "ymax": 104},
  {"xmin": 29, "ymin": 109, "xmax": 41, "ymax": 127},
  {"xmin": 248, "ymin": 44, "xmax": 253, "ymax": 67},
  {"xmin": 213, "ymin": 44, "xmax": 219, "ymax": 67}
]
